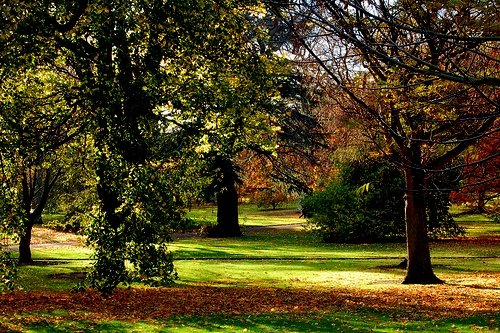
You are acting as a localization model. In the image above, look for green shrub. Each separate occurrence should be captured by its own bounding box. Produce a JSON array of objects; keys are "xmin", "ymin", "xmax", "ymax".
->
[
  {"xmin": 302, "ymin": 183, "xmax": 367, "ymax": 242},
  {"xmin": 0, "ymin": 250, "xmax": 17, "ymax": 291},
  {"xmin": 302, "ymin": 159, "xmax": 463, "ymax": 243},
  {"xmin": 43, "ymin": 210, "xmax": 88, "ymax": 234}
]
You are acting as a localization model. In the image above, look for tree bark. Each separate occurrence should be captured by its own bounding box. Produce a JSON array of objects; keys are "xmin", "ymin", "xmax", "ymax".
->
[
  {"xmin": 402, "ymin": 166, "xmax": 442, "ymax": 284},
  {"xmin": 211, "ymin": 157, "xmax": 242, "ymax": 237},
  {"xmin": 476, "ymin": 191, "xmax": 486, "ymax": 213},
  {"xmin": 18, "ymin": 219, "xmax": 35, "ymax": 264},
  {"xmin": 18, "ymin": 168, "xmax": 58, "ymax": 264}
]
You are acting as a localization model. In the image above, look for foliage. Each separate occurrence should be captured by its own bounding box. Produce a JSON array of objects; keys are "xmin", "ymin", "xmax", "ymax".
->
[
  {"xmin": 303, "ymin": 159, "xmax": 463, "ymax": 243},
  {"xmin": 83, "ymin": 162, "xmax": 183, "ymax": 294},
  {"xmin": 0, "ymin": 187, "xmax": 22, "ymax": 290},
  {"xmin": 160, "ymin": 3, "xmax": 303, "ymax": 236},
  {"xmin": 253, "ymin": 185, "xmax": 291, "ymax": 210},
  {"xmin": 238, "ymin": 153, "xmax": 301, "ymax": 210},
  {"xmin": 0, "ymin": 193, "xmax": 20, "ymax": 289},
  {"xmin": 34, "ymin": 137, "xmax": 98, "ymax": 235},
  {"xmin": 426, "ymin": 175, "xmax": 465, "ymax": 239},
  {"xmin": 42, "ymin": 213, "xmax": 83, "ymax": 234},
  {"xmin": 0, "ymin": 61, "xmax": 85, "ymax": 264},
  {"xmin": 450, "ymin": 127, "xmax": 500, "ymax": 213},
  {"xmin": 274, "ymin": 0, "xmax": 499, "ymax": 283},
  {"xmin": 0, "ymin": 250, "xmax": 17, "ymax": 292}
]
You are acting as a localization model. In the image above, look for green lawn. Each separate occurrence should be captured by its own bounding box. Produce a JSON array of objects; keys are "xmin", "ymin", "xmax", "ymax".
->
[
  {"xmin": 186, "ymin": 204, "xmax": 303, "ymax": 227},
  {"xmin": 3, "ymin": 205, "xmax": 499, "ymax": 332}
]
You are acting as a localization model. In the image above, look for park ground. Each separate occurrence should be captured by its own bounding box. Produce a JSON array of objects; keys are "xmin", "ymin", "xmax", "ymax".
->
[{"xmin": 1, "ymin": 205, "xmax": 499, "ymax": 332}]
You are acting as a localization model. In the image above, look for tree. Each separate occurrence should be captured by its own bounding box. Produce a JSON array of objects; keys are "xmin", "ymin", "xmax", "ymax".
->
[
  {"xmin": 161, "ymin": 3, "xmax": 313, "ymax": 237},
  {"xmin": 1, "ymin": 0, "xmax": 302, "ymax": 291},
  {"xmin": 1, "ymin": 1, "xmax": 192, "ymax": 292},
  {"xmin": 0, "ymin": 64, "xmax": 83, "ymax": 263},
  {"xmin": 272, "ymin": 0, "xmax": 500, "ymax": 283}
]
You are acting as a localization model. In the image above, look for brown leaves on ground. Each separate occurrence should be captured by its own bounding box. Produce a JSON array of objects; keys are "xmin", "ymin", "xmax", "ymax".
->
[
  {"xmin": 435, "ymin": 236, "xmax": 500, "ymax": 248},
  {"xmin": 30, "ymin": 226, "xmax": 84, "ymax": 245},
  {"xmin": 1, "ymin": 280, "xmax": 499, "ymax": 322}
]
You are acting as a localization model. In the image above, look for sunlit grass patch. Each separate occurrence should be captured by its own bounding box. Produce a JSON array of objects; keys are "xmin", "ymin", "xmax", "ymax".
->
[
  {"xmin": 459, "ymin": 220, "xmax": 500, "ymax": 237},
  {"xmin": 186, "ymin": 204, "xmax": 303, "ymax": 227},
  {"xmin": 174, "ymin": 259, "xmax": 405, "ymax": 289},
  {"xmin": 171, "ymin": 229, "xmax": 407, "ymax": 260}
]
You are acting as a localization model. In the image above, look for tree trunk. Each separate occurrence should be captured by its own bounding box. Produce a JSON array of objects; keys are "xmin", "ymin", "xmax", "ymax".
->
[
  {"xmin": 19, "ymin": 168, "xmax": 58, "ymax": 264},
  {"xmin": 476, "ymin": 191, "xmax": 486, "ymax": 213},
  {"xmin": 211, "ymin": 157, "xmax": 242, "ymax": 237},
  {"xmin": 19, "ymin": 219, "xmax": 35, "ymax": 264},
  {"xmin": 402, "ymin": 166, "xmax": 442, "ymax": 284}
]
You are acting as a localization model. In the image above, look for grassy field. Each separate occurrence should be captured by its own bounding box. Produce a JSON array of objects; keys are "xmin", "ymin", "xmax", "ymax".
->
[
  {"xmin": 186, "ymin": 204, "xmax": 303, "ymax": 227},
  {"xmin": 1, "ymin": 205, "xmax": 499, "ymax": 332}
]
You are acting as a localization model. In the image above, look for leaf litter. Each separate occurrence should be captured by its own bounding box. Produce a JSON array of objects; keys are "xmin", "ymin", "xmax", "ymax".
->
[{"xmin": 1, "ymin": 278, "xmax": 499, "ymax": 322}]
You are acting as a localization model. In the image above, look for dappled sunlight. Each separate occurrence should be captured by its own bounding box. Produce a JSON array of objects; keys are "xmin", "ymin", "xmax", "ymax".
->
[
  {"xmin": 6, "ymin": 208, "xmax": 499, "ymax": 331},
  {"xmin": 302, "ymin": 271, "xmax": 403, "ymax": 288},
  {"xmin": 29, "ymin": 226, "xmax": 85, "ymax": 245}
]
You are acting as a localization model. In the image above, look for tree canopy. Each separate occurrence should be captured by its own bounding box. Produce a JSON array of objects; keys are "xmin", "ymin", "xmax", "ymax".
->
[
  {"xmin": 271, "ymin": 0, "xmax": 500, "ymax": 283},
  {"xmin": 0, "ymin": 0, "xmax": 303, "ymax": 293}
]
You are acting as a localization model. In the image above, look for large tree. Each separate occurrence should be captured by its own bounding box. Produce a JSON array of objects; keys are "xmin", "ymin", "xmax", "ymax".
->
[
  {"xmin": 1, "ymin": 1, "xmax": 196, "ymax": 292},
  {"xmin": 161, "ymin": 3, "xmax": 317, "ymax": 237},
  {"xmin": 272, "ymin": 0, "xmax": 500, "ymax": 283},
  {"xmin": 1, "ymin": 0, "xmax": 299, "ymax": 291}
]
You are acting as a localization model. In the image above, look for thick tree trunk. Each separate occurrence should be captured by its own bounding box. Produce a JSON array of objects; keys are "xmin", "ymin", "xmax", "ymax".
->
[
  {"xmin": 402, "ymin": 167, "xmax": 442, "ymax": 284},
  {"xmin": 18, "ymin": 219, "xmax": 35, "ymax": 264},
  {"xmin": 211, "ymin": 157, "xmax": 242, "ymax": 237}
]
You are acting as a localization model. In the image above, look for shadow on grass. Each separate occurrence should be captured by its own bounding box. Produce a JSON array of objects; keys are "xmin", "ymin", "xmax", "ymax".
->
[
  {"xmin": 20, "ymin": 260, "xmax": 70, "ymax": 266},
  {"xmin": 48, "ymin": 271, "xmax": 87, "ymax": 280}
]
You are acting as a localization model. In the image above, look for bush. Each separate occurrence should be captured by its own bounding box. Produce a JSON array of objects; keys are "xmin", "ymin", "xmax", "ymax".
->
[
  {"xmin": 302, "ymin": 161, "xmax": 405, "ymax": 243},
  {"xmin": 302, "ymin": 159, "xmax": 463, "ymax": 243},
  {"xmin": 0, "ymin": 250, "xmax": 17, "ymax": 291},
  {"xmin": 43, "ymin": 210, "xmax": 88, "ymax": 234},
  {"xmin": 302, "ymin": 183, "xmax": 368, "ymax": 242}
]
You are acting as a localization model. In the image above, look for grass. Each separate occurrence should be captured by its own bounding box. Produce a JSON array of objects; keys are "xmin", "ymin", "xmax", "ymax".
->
[
  {"xmin": 186, "ymin": 204, "xmax": 303, "ymax": 227},
  {"xmin": 3, "ymin": 204, "xmax": 499, "ymax": 332},
  {"xmin": 8, "ymin": 205, "xmax": 500, "ymax": 292},
  {"xmin": 6, "ymin": 309, "xmax": 500, "ymax": 332},
  {"xmin": 458, "ymin": 220, "xmax": 500, "ymax": 237},
  {"xmin": 16, "ymin": 259, "xmax": 90, "ymax": 292},
  {"xmin": 42, "ymin": 213, "xmax": 66, "ymax": 222}
]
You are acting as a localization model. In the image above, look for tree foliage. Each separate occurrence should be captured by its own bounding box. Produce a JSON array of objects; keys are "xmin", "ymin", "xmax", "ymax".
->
[
  {"xmin": 1, "ymin": 0, "xmax": 301, "ymax": 293},
  {"xmin": 0, "ymin": 61, "xmax": 84, "ymax": 263},
  {"xmin": 272, "ymin": 0, "xmax": 500, "ymax": 283},
  {"xmin": 451, "ymin": 124, "xmax": 500, "ymax": 213}
]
